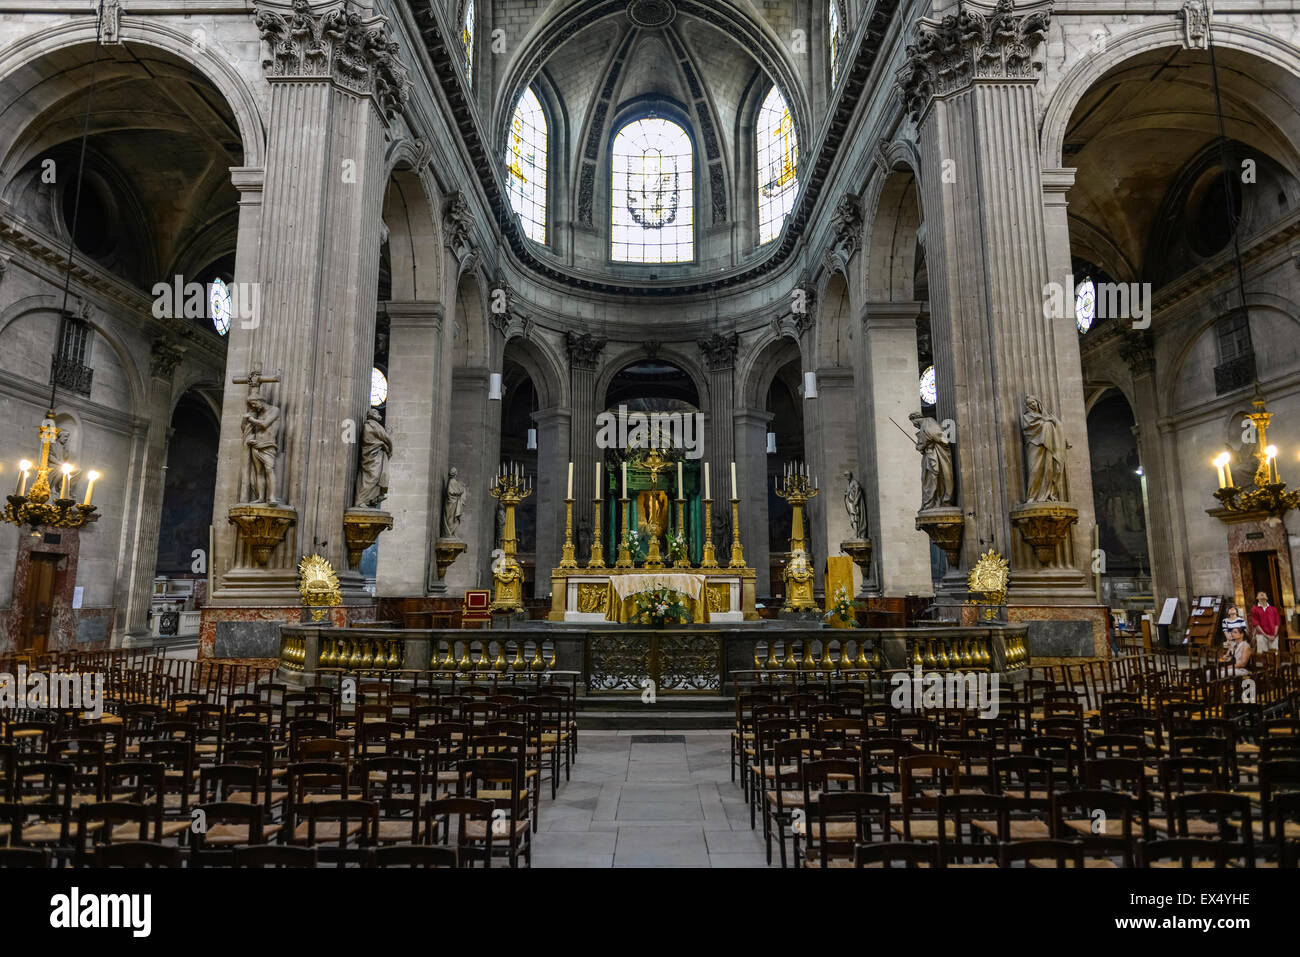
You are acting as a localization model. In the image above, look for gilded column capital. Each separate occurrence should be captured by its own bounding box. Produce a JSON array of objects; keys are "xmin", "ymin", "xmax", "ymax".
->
[
  {"xmin": 254, "ymin": 0, "xmax": 410, "ymax": 119},
  {"xmin": 895, "ymin": 0, "xmax": 1052, "ymax": 123}
]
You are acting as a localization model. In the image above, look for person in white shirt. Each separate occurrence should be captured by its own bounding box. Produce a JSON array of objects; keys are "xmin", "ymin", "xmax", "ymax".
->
[{"xmin": 1220, "ymin": 605, "xmax": 1246, "ymax": 648}]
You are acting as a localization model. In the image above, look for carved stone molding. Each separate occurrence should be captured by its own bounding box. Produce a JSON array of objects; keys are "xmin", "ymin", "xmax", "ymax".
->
[
  {"xmin": 566, "ymin": 332, "xmax": 606, "ymax": 372},
  {"xmin": 150, "ymin": 339, "xmax": 186, "ymax": 381},
  {"xmin": 489, "ymin": 270, "xmax": 532, "ymax": 340},
  {"xmin": 698, "ymin": 332, "xmax": 739, "ymax": 372},
  {"xmin": 254, "ymin": 0, "xmax": 411, "ymax": 119},
  {"xmin": 1179, "ymin": 0, "xmax": 1211, "ymax": 50},
  {"xmin": 100, "ymin": 0, "xmax": 122, "ymax": 44},
  {"xmin": 895, "ymin": 0, "xmax": 1051, "ymax": 123},
  {"xmin": 442, "ymin": 190, "xmax": 477, "ymax": 272},
  {"xmin": 1119, "ymin": 330, "xmax": 1155, "ymax": 378},
  {"xmin": 823, "ymin": 192, "xmax": 863, "ymax": 275}
]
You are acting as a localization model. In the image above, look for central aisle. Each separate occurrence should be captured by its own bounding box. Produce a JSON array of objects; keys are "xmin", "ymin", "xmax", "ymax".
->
[{"xmin": 532, "ymin": 731, "xmax": 773, "ymax": 868}]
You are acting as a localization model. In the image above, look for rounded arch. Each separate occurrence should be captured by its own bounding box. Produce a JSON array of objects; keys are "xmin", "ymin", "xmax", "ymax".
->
[
  {"xmin": 0, "ymin": 19, "xmax": 265, "ymax": 174},
  {"xmin": 1040, "ymin": 22, "xmax": 1300, "ymax": 171},
  {"xmin": 595, "ymin": 344, "xmax": 710, "ymax": 413},
  {"xmin": 450, "ymin": 267, "xmax": 491, "ymax": 369},
  {"xmin": 500, "ymin": 333, "xmax": 568, "ymax": 410},
  {"xmin": 0, "ymin": 294, "xmax": 145, "ymax": 417},
  {"xmin": 382, "ymin": 165, "xmax": 443, "ymax": 302},
  {"xmin": 739, "ymin": 332, "xmax": 803, "ymax": 410},
  {"xmin": 863, "ymin": 166, "xmax": 924, "ymax": 303},
  {"xmin": 814, "ymin": 271, "xmax": 853, "ymax": 368}
]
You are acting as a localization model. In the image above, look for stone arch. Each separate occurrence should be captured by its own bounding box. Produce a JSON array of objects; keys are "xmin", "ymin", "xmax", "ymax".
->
[
  {"xmin": 814, "ymin": 271, "xmax": 853, "ymax": 368},
  {"xmin": 382, "ymin": 165, "xmax": 443, "ymax": 302},
  {"xmin": 595, "ymin": 344, "xmax": 711, "ymax": 414},
  {"xmin": 450, "ymin": 267, "xmax": 491, "ymax": 370},
  {"xmin": 863, "ymin": 166, "xmax": 924, "ymax": 303},
  {"xmin": 739, "ymin": 331, "xmax": 803, "ymax": 411},
  {"xmin": 1040, "ymin": 23, "xmax": 1300, "ymax": 172},
  {"xmin": 499, "ymin": 332, "xmax": 568, "ymax": 411}
]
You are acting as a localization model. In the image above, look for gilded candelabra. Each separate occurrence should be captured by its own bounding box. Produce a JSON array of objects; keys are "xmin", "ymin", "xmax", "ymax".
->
[
  {"xmin": 4, "ymin": 411, "xmax": 101, "ymax": 531},
  {"xmin": 672, "ymin": 496, "xmax": 690, "ymax": 568},
  {"xmin": 587, "ymin": 496, "xmax": 606, "ymax": 569},
  {"xmin": 775, "ymin": 463, "xmax": 818, "ymax": 610},
  {"xmin": 559, "ymin": 497, "xmax": 579, "ymax": 569},
  {"xmin": 1210, "ymin": 387, "xmax": 1300, "ymax": 520},
  {"xmin": 489, "ymin": 464, "xmax": 532, "ymax": 611},
  {"xmin": 701, "ymin": 497, "xmax": 719, "ymax": 568},
  {"xmin": 615, "ymin": 496, "xmax": 634, "ymax": 568},
  {"xmin": 728, "ymin": 497, "xmax": 747, "ymax": 569}
]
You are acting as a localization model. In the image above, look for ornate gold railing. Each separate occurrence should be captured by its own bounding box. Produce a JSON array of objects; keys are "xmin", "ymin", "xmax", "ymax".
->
[{"xmin": 587, "ymin": 632, "xmax": 723, "ymax": 694}]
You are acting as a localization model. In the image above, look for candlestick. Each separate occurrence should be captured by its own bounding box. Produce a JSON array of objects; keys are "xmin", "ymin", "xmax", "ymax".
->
[
  {"xmin": 596, "ymin": 462, "xmax": 602, "ymax": 501},
  {"xmin": 673, "ymin": 494, "xmax": 689, "ymax": 568},
  {"xmin": 704, "ymin": 462, "xmax": 710, "ymax": 500},
  {"xmin": 567, "ymin": 461, "xmax": 573, "ymax": 500},
  {"xmin": 59, "ymin": 463, "xmax": 71, "ymax": 500},
  {"xmin": 83, "ymin": 471, "xmax": 99, "ymax": 507},
  {"xmin": 730, "ymin": 461, "xmax": 737, "ymax": 500},
  {"xmin": 588, "ymin": 496, "xmax": 606, "ymax": 568},
  {"xmin": 559, "ymin": 495, "xmax": 578, "ymax": 568},
  {"xmin": 615, "ymin": 497, "xmax": 633, "ymax": 568},
  {"xmin": 701, "ymin": 497, "xmax": 718, "ymax": 567}
]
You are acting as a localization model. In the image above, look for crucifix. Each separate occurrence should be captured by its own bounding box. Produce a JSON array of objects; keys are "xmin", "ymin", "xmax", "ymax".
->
[{"xmin": 232, "ymin": 364, "xmax": 283, "ymax": 504}]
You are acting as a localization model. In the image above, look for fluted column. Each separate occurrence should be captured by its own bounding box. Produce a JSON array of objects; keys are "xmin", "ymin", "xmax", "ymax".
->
[
  {"xmin": 735, "ymin": 408, "xmax": 772, "ymax": 596},
  {"xmin": 212, "ymin": 4, "xmax": 410, "ymax": 604},
  {"xmin": 699, "ymin": 334, "xmax": 738, "ymax": 481},
  {"xmin": 897, "ymin": 0, "xmax": 1094, "ymax": 603},
  {"xmin": 566, "ymin": 333, "xmax": 605, "ymax": 551},
  {"xmin": 122, "ymin": 341, "xmax": 186, "ymax": 638},
  {"xmin": 533, "ymin": 407, "xmax": 571, "ymax": 598},
  {"xmin": 377, "ymin": 302, "xmax": 444, "ymax": 596}
]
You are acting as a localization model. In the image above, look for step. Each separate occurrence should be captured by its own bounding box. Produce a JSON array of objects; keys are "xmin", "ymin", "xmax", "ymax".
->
[
  {"xmin": 577, "ymin": 694, "xmax": 732, "ymax": 712},
  {"xmin": 577, "ymin": 710, "xmax": 733, "ymax": 730}
]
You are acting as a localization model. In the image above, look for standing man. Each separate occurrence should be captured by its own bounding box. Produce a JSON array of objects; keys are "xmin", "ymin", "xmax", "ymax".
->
[{"xmin": 1248, "ymin": 591, "xmax": 1281, "ymax": 655}]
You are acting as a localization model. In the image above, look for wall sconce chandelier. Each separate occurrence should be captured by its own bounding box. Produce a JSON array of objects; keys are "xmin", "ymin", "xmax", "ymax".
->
[
  {"xmin": 5, "ymin": 411, "xmax": 100, "ymax": 531},
  {"xmin": 1210, "ymin": 388, "xmax": 1300, "ymax": 520}
]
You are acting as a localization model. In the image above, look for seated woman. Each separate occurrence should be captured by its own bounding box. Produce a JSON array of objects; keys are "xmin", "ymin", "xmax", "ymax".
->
[{"xmin": 1220, "ymin": 626, "xmax": 1252, "ymax": 675}]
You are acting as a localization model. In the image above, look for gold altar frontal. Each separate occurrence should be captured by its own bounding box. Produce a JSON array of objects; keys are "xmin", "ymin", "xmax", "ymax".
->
[{"xmin": 549, "ymin": 567, "xmax": 758, "ymax": 623}]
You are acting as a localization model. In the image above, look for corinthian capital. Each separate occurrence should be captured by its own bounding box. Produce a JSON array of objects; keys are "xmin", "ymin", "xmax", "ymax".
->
[
  {"xmin": 254, "ymin": 0, "xmax": 410, "ymax": 119},
  {"xmin": 895, "ymin": 0, "xmax": 1051, "ymax": 123},
  {"xmin": 698, "ymin": 332, "xmax": 739, "ymax": 372}
]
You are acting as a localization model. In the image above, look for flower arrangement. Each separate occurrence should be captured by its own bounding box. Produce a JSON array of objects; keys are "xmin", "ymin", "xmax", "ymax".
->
[
  {"xmin": 823, "ymin": 585, "xmax": 858, "ymax": 626},
  {"xmin": 622, "ymin": 527, "xmax": 641, "ymax": 551},
  {"xmin": 666, "ymin": 529, "xmax": 688, "ymax": 562},
  {"xmin": 630, "ymin": 585, "xmax": 692, "ymax": 626}
]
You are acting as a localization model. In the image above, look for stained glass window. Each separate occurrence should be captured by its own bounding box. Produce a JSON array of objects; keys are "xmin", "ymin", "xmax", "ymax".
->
[
  {"xmin": 371, "ymin": 368, "xmax": 388, "ymax": 407},
  {"xmin": 209, "ymin": 278, "xmax": 231, "ymax": 336},
  {"xmin": 611, "ymin": 118, "xmax": 694, "ymax": 263},
  {"xmin": 1075, "ymin": 277, "xmax": 1096, "ymax": 333},
  {"xmin": 757, "ymin": 86, "xmax": 798, "ymax": 244},
  {"xmin": 461, "ymin": 0, "xmax": 474, "ymax": 84},
  {"xmin": 506, "ymin": 87, "xmax": 547, "ymax": 244},
  {"xmin": 919, "ymin": 365, "xmax": 937, "ymax": 406},
  {"xmin": 829, "ymin": 1, "xmax": 843, "ymax": 85}
]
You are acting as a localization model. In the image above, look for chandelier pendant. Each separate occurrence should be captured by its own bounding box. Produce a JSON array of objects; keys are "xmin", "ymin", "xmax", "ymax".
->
[{"xmin": 4, "ymin": 411, "xmax": 100, "ymax": 532}]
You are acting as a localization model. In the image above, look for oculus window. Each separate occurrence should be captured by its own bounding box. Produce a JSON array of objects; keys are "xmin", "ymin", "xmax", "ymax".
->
[
  {"xmin": 506, "ymin": 87, "xmax": 548, "ymax": 244},
  {"xmin": 757, "ymin": 86, "xmax": 798, "ymax": 244},
  {"xmin": 611, "ymin": 117, "xmax": 694, "ymax": 264}
]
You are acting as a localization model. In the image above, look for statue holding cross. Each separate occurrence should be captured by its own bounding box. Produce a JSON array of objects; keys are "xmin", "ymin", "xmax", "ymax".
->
[{"xmin": 233, "ymin": 365, "xmax": 283, "ymax": 505}]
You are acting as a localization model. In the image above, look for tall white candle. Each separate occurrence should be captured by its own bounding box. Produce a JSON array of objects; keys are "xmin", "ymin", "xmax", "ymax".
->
[
  {"xmin": 567, "ymin": 461, "xmax": 573, "ymax": 499},
  {"xmin": 704, "ymin": 462, "xmax": 710, "ymax": 500},
  {"xmin": 622, "ymin": 461, "xmax": 628, "ymax": 498},
  {"xmin": 677, "ymin": 462, "xmax": 683, "ymax": 497},
  {"xmin": 596, "ymin": 463, "xmax": 602, "ymax": 501},
  {"xmin": 731, "ymin": 461, "xmax": 737, "ymax": 500}
]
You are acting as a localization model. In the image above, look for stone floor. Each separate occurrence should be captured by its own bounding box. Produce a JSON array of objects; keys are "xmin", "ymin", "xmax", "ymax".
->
[{"xmin": 532, "ymin": 731, "xmax": 772, "ymax": 868}]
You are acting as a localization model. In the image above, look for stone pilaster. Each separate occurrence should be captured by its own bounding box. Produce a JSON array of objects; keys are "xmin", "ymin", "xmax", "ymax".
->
[
  {"xmin": 122, "ymin": 340, "xmax": 185, "ymax": 637},
  {"xmin": 898, "ymin": 0, "xmax": 1094, "ymax": 602},
  {"xmin": 566, "ymin": 332, "xmax": 605, "ymax": 548},
  {"xmin": 861, "ymin": 302, "xmax": 933, "ymax": 596},
  {"xmin": 699, "ymin": 333, "xmax": 738, "ymax": 476},
  {"xmin": 533, "ymin": 407, "xmax": 571, "ymax": 598},
  {"xmin": 377, "ymin": 301, "xmax": 444, "ymax": 596},
  {"xmin": 734, "ymin": 408, "xmax": 773, "ymax": 596},
  {"xmin": 213, "ymin": 3, "xmax": 410, "ymax": 604},
  {"xmin": 444, "ymin": 368, "xmax": 496, "ymax": 591}
]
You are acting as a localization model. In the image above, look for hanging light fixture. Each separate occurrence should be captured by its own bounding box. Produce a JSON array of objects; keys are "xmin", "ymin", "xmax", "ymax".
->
[{"xmin": 4, "ymin": 5, "xmax": 107, "ymax": 533}]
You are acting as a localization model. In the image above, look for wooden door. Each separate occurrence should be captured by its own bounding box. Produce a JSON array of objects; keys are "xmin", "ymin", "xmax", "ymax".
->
[{"xmin": 20, "ymin": 553, "xmax": 58, "ymax": 653}]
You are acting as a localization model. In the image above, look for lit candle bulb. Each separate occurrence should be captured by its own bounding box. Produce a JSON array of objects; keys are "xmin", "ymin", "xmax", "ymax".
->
[
  {"xmin": 59, "ymin": 463, "xmax": 72, "ymax": 500},
  {"xmin": 16, "ymin": 460, "xmax": 31, "ymax": 496},
  {"xmin": 83, "ymin": 471, "xmax": 99, "ymax": 507},
  {"xmin": 704, "ymin": 462, "xmax": 710, "ymax": 500},
  {"xmin": 1266, "ymin": 445, "xmax": 1280, "ymax": 484},
  {"xmin": 1213, "ymin": 453, "xmax": 1230, "ymax": 489}
]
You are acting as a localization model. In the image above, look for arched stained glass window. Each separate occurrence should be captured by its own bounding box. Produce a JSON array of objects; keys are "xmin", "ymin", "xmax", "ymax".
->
[
  {"xmin": 611, "ymin": 117, "xmax": 694, "ymax": 264},
  {"xmin": 829, "ymin": 1, "xmax": 843, "ymax": 84},
  {"xmin": 460, "ymin": 0, "xmax": 474, "ymax": 84},
  {"xmin": 506, "ymin": 87, "xmax": 548, "ymax": 244},
  {"xmin": 757, "ymin": 86, "xmax": 798, "ymax": 244}
]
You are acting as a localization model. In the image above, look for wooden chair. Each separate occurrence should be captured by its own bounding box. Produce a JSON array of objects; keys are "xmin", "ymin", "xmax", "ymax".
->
[
  {"xmin": 997, "ymin": 839, "xmax": 1084, "ymax": 868},
  {"xmin": 1050, "ymin": 789, "xmax": 1135, "ymax": 867},
  {"xmin": 854, "ymin": 841, "xmax": 939, "ymax": 868},
  {"xmin": 285, "ymin": 761, "xmax": 350, "ymax": 845},
  {"xmin": 95, "ymin": 842, "xmax": 183, "ymax": 867},
  {"xmin": 9, "ymin": 762, "xmax": 74, "ymax": 852},
  {"xmin": 368, "ymin": 845, "xmax": 457, "ymax": 868},
  {"xmin": 890, "ymin": 754, "xmax": 960, "ymax": 842},
  {"xmin": 0, "ymin": 847, "xmax": 51, "ymax": 868},
  {"xmin": 806, "ymin": 791, "xmax": 888, "ymax": 868},
  {"xmin": 458, "ymin": 757, "xmax": 531, "ymax": 867},
  {"xmin": 423, "ymin": 797, "xmax": 496, "ymax": 867},
  {"xmin": 74, "ymin": 801, "xmax": 150, "ymax": 866},
  {"xmin": 361, "ymin": 756, "xmax": 424, "ymax": 845},
  {"xmin": 764, "ymin": 736, "xmax": 821, "ymax": 867},
  {"xmin": 305, "ymin": 799, "xmax": 379, "ymax": 867},
  {"xmin": 190, "ymin": 802, "xmax": 277, "ymax": 865},
  {"xmin": 937, "ymin": 794, "xmax": 1006, "ymax": 867},
  {"xmin": 1140, "ymin": 838, "xmax": 1230, "ymax": 868}
]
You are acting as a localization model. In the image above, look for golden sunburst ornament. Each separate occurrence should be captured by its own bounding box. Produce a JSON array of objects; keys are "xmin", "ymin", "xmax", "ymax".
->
[
  {"xmin": 967, "ymin": 548, "xmax": 1009, "ymax": 607},
  {"xmin": 298, "ymin": 554, "xmax": 341, "ymax": 622}
]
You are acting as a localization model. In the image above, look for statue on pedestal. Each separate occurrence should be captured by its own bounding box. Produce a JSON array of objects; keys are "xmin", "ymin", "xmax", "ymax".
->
[
  {"xmin": 441, "ymin": 467, "xmax": 466, "ymax": 538},
  {"xmin": 909, "ymin": 412, "xmax": 955, "ymax": 510},
  {"xmin": 353, "ymin": 408, "xmax": 392, "ymax": 509},
  {"xmin": 1021, "ymin": 395, "xmax": 1068, "ymax": 503},
  {"xmin": 843, "ymin": 471, "xmax": 867, "ymax": 539},
  {"xmin": 235, "ymin": 368, "xmax": 282, "ymax": 505}
]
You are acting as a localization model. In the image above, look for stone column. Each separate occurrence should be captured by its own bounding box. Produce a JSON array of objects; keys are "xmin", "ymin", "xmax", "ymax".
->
[
  {"xmin": 444, "ymin": 368, "xmax": 496, "ymax": 591},
  {"xmin": 734, "ymin": 408, "xmax": 773, "ymax": 596},
  {"xmin": 897, "ymin": 1, "xmax": 1095, "ymax": 603},
  {"xmin": 566, "ymin": 333, "xmax": 605, "ymax": 551},
  {"xmin": 212, "ymin": 5, "xmax": 409, "ymax": 604},
  {"xmin": 861, "ymin": 302, "xmax": 933, "ymax": 596},
  {"xmin": 699, "ymin": 333, "xmax": 738, "ymax": 480},
  {"xmin": 533, "ymin": 407, "xmax": 571, "ymax": 599},
  {"xmin": 377, "ymin": 301, "xmax": 443, "ymax": 596},
  {"xmin": 121, "ymin": 341, "xmax": 186, "ymax": 640}
]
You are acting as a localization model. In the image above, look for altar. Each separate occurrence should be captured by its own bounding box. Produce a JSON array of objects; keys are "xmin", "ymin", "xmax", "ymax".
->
[{"xmin": 551, "ymin": 569, "xmax": 753, "ymax": 624}]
